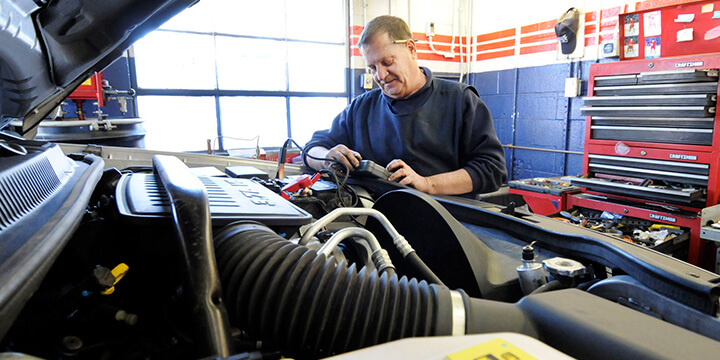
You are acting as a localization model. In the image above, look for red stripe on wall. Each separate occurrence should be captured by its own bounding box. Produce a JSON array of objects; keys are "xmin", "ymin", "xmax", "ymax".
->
[
  {"xmin": 350, "ymin": 37, "xmax": 358, "ymax": 46},
  {"xmin": 585, "ymin": 24, "xmax": 597, "ymax": 35},
  {"xmin": 521, "ymin": 19, "xmax": 556, "ymax": 34},
  {"xmin": 519, "ymin": 42, "xmax": 557, "ymax": 55},
  {"xmin": 476, "ymin": 49, "xmax": 515, "ymax": 61},
  {"xmin": 636, "ymin": 0, "xmax": 699, "ymax": 11},
  {"xmin": 476, "ymin": 38, "xmax": 515, "ymax": 52},
  {"xmin": 412, "ymin": 32, "xmax": 467, "ymax": 44},
  {"xmin": 585, "ymin": 11, "xmax": 597, "ymax": 22},
  {"xmin": 416, "ymin": 43, "xmax": 462, "ymax": 53},
  {"xmin": 600, "ymin": 18, "xmax": 618, "ymax": 29},
  {"xmin": 585, "ymin": 37, "xmax": 597, "ymax": 46},
  {"xmin": 601, "ymin": 6, "xmax": 622, "ymax": 18},
  {"xmin": 351, "ymin": 26, "xmax": 363, "ymax": 36},
  {"xmin": 600, "ymin": 33, "xmax": 617, "ymax": 41},
  {"xmin": 520, "ymin": 32, "xmax": 556, "ymax": 45},
  {"xmin": 476, "ymin": 28, "xmax": 516, "ymax": 43},
  {"xmin": 351, "ymin": 48, "xmax": 362, "ymax": 57}
]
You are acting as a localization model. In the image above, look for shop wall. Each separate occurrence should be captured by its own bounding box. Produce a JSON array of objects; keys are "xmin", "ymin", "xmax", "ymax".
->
[{"xmin": 352, "ymin": 0, "xmax": 704, "ymax": 181}]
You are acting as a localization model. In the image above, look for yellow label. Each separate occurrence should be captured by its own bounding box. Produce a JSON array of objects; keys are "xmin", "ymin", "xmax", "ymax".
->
[
  {"xmin": 81, "ymin": 77, "xmax": 93, "ymax": 86},
  {"xmin": 702, "ymin": 4, "xmax": 713, "ymax": 13},
  {"xmin": 445, "ymin": 338, "xmax": 538, "ymax": 360}
]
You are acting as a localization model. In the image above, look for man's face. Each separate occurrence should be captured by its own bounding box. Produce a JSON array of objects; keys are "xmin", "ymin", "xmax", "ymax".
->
[{"xmin": 360, "ymin": 32, "xmax": 419, "ymax": 99}]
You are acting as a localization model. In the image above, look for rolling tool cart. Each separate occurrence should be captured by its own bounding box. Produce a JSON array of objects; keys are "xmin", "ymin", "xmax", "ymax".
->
[{"xmin": 577, "ymin": 53, "xmax": 720, "ymax": 270}]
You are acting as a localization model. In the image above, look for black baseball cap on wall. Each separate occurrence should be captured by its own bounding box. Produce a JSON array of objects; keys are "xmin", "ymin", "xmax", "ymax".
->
[{"xmin": 555, "ymin": 8, "xmax": 580, "ymax": 54}]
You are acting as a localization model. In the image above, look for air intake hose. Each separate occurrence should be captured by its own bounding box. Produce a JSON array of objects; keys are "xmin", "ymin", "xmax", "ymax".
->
[{"xmin": 215, "ymin": 222, "xmax": 532, "ymax": 359}]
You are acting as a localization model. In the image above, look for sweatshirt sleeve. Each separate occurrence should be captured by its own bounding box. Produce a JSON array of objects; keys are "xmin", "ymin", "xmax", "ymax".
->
[
  {"xmin": 303, "ymin": 104, "xmax": 353, "ymax": 164},
  {"xmin": 460, "ymin": 88, "xmax": 508, "ymax": 193}
]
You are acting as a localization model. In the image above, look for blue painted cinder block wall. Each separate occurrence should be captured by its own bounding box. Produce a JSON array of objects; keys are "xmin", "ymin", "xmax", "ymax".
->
[{"xmin": 469, "ymin": 60, "xmax": 599, "ymax": 181}]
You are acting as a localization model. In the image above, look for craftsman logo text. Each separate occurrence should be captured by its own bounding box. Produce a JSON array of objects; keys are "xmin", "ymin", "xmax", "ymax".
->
[
  {"xmin": 675, "ymin": 61, "xmax": 704, "ymax": 68},
  {"xmin": 669, "ymin": 154, "xmax": 698, "ymax": 161},
  {"xmin": 649, "ymin": 213, "xmax": 677, "ymax": 223}
]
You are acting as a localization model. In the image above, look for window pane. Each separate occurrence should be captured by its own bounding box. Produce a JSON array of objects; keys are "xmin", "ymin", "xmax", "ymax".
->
[
  {"xmin": 134, "ymin": 32, "xmax": 216, "ymax": 89},
  {"xmin": 160, "ymin": 0, "xmax": 215, "ymax": 33},
  {"xmin": 289, "ymin": 97, "xmax": 347, "ymax": 147},
  {"xmin": 214, "ymin": 0, "xmax": 285, "ymax": 37},
  {"xmin": 138, "ymin": 96, "xmax": 217, "ymax": 152},
  {"xmin": 220, "ymin": 97, "xmax": 288, "ymax": 148},
  {"xmin": 287, "ymin": 0, "xmax": 345, "ymax": 43},
  {"xmin": 288, "ymin": 43, "xmax": 345, "ymax": 92},
  {"xmin": 216, "ymin": 36, "xmax": 287, "ymax": 91}
]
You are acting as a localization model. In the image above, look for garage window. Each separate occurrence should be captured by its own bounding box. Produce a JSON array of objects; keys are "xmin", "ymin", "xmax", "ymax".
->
[{"xmin": 132, "ymin": 0, "xmax": 348, "ymax": 152}]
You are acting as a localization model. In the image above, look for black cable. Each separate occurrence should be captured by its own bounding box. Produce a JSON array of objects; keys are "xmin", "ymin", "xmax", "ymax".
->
[{"xmin": 406, "ymin": 252, "xmax": 445, "ymax": 286}]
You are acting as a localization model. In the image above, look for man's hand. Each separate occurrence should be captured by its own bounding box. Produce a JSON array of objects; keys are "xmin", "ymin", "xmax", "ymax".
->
[
  {"xmin": 327, "ymin": 144, "xmax": 362, "ymax": 171},
  {"xmin": 306, "ymin": 145, "xmax": 362, "ymax": 172},
  {"xmin": 387, "ymin": 159, "xmax": 474, "ymax": 195},
  {"xmin": 387, "ymin": 159, "xmax": 433, "ymax": 193}
]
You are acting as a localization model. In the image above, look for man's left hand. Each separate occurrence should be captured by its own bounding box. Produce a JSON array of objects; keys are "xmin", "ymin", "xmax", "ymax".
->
[{"xmin": 386, "ymin": 159, "xmax": 435, "ymax": 194}]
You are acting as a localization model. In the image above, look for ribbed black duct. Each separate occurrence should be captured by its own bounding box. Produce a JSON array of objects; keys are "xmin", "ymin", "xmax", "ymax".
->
[{"xmin": 214, "ymin": 221, "xmax": 458, "ymax": 359}]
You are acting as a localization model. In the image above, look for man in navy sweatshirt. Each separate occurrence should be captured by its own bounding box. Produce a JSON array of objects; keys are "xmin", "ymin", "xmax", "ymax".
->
[{"xmin": 304, "ymin": 15, "xmax": 507, "ymax": 196}]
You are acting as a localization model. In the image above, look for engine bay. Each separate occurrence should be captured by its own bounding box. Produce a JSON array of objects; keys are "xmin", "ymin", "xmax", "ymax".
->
[{"xmin": 2, "ymin": 142, "xmax": 720, "ymax": 359}]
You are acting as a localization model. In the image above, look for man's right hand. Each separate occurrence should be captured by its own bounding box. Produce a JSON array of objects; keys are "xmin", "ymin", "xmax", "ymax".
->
[{"xmin": 306, "ymin": 145, "xmax": 362, "ymax": 172}]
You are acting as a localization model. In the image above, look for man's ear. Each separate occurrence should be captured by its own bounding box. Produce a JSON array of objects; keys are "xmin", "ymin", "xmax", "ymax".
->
[{"xmin": 406, "ymin": 39, "xmax": 418, "ymax": 58}]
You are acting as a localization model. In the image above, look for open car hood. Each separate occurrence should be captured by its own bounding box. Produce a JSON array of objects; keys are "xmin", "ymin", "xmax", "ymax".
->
[{"xmin": 0, "ymin": 0, "xmax": 196, "ymax": 137}]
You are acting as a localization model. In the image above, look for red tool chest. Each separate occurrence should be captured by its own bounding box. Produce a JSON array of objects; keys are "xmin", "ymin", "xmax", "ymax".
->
[{"xmin": 577, "ymin": 53, "xmax": 720, "ymax": 270}]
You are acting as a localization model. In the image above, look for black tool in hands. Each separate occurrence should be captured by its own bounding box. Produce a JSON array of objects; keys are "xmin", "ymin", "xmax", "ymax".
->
[{"xmin": 352, "ymin": 160, "xmax": 392, "ymax": 180}]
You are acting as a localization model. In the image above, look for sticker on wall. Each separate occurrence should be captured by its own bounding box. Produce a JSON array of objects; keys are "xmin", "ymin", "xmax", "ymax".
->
[
  {"xmin": 705, "ymin": 24, "xmax": 720, "ymax": 41},
  {"xmin": 645, "ymin": 37, "xmax": 660, "ymax": 58},
  {"xmin": 625, "ymin": 14, "xmax": 639, "ymax": 36},
  {"xmin": 701, "ymin": 3, "xmax": 714, "ymax": 13},
  {"xmin": 675, "ymin": 14, "xmax": 694, "ymax": 23},
  {"xmin": 677, "ymin": 28, "xmax": 694, "ymax": 42},
  {"xmin": 624, "ymin": 36, "xmax": 639, "ymax": 57},
  {"xmin": 643, "ymin": 11, "xmax": 662, "ymax": 37}
]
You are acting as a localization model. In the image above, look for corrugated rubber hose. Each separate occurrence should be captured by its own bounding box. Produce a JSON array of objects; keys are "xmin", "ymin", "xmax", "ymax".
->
[{"xmin": 214, "ymin": 221, "xmax": 469, "ymax": 359}]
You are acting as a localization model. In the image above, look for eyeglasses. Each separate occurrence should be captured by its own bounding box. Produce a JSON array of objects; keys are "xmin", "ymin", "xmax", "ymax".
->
[{"xmin": 392, "ymin": 39, "xmax": 415, "ymax": 44}]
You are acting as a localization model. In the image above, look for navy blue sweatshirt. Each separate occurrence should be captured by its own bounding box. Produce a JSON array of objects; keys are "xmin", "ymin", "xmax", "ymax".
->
[{"xmin": 305, "ymin": 68, "xmax": 507, "ymax": 194}]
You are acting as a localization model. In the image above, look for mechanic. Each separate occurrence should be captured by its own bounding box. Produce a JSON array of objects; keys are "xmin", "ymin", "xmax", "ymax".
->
[{"xmin": 303, "ymin": 15, "xmax": 507, "ymax": 196}]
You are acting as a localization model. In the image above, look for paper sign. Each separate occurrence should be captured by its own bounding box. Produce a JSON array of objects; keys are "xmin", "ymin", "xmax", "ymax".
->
[
  {"xmin": 644, "ymin": 10, "xmax": 662, "ymax": 36},
  {"xmin": 624, "ymin": 36, "xmax": 639, "ymax": 57},
  {"xmin": 645, "ymin": 37, "xmax": 661, "ymax": 59},
  {"xmin": 702, "ymin": 4, "xmax": 714, "ymax": 13},
  {"xmin": 625, "ymin": 14, "xmax": 639, "ymax": 36},
  {"xmin": 675, "ymin": 14, "xmax": 695, "ymax": 23},
  {"xmin": 677, "ymin": 28, "xmax": 694, "ymax": 42}
]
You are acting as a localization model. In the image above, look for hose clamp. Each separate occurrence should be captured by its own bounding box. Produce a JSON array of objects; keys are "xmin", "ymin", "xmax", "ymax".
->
[
  {"xmin": 449, "ymin": 290, "xmax": 466, "ymax": 336},
  {"xmin": 371, "ymin": 249, "xmax": 395, "ymax": 275},
  {"xmin": 392, "ymin": 235, "xmax": 414, "ymax": 257}
]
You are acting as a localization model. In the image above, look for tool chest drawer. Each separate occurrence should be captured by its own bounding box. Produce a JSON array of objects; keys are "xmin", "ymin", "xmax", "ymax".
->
[{"xmin": 581, "ymin": 68, "xmax": 718, "ymax": 146}]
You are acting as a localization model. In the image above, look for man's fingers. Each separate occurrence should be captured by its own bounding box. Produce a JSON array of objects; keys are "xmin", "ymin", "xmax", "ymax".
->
[
  {"xmin": 343, "ymin": 150, "xmax": 360, "ymax": 167},
  {"xmin": 333, "ymin": 146, "xmax": 360, "ymax": 168},
  {"xmin": 386, "ymin": 159, "xmax": 404, "ymax": 171}
]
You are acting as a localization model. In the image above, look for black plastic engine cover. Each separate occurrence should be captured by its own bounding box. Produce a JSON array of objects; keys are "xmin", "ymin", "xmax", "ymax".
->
[{"xmin": 369, "ymin": 189, "xmax": 521, "ymax": 300}]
